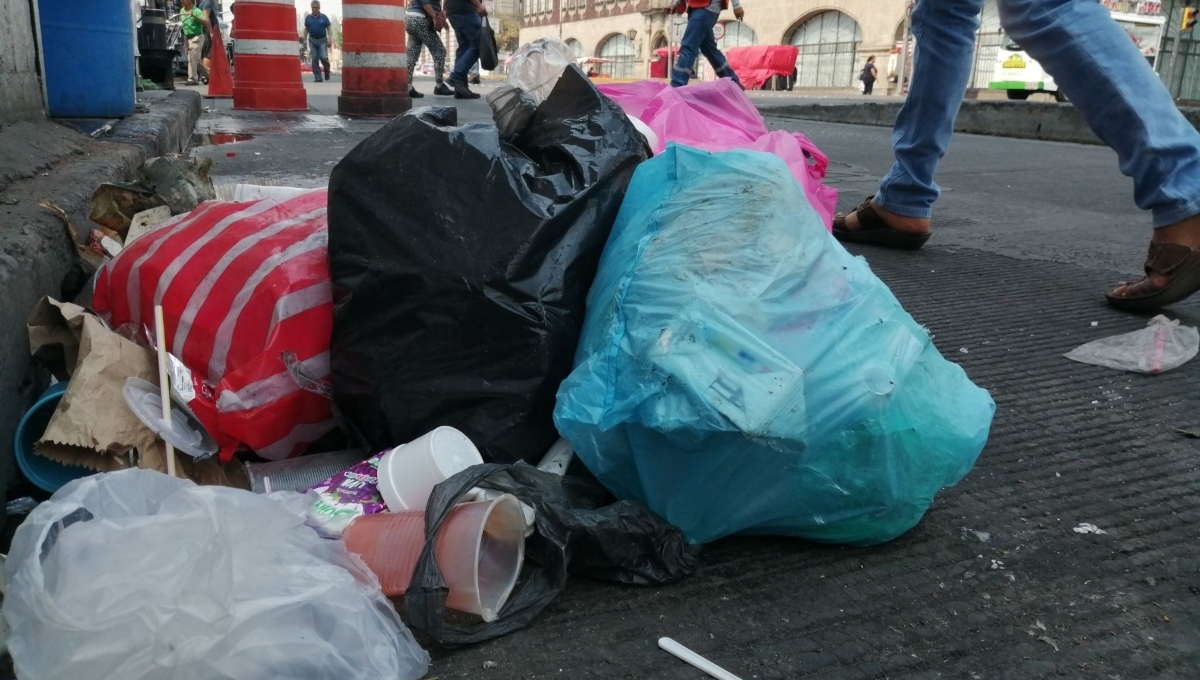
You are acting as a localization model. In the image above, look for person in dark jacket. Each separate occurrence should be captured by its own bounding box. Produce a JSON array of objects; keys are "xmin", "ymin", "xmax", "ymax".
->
[{"xmin": 859, "ymin": 56, "xmax": 878, "ymax": 95}]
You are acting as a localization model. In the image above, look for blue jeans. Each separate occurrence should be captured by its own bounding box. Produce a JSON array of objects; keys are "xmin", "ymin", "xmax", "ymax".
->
[
  {"xmin": 878, "ymin": 0, "xmax": 1200, "ymax": 228},
  {"xmin": 309, "ymin": 37, "xmax": 329, "ymax": 80},
  {"xmin": 448, "ymin": 12, "xmax": 481, "ymax": 84},
  {"xmin": 670, "ymin": 8, "xmax": 740, "ymax": 88}
]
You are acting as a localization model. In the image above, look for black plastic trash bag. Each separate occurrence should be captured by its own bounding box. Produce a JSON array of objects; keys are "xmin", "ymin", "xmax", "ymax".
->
[
  {"xmin": 479, "ymin": 17, "xmax": 499, "ymax": 71},
  {"xmin": 486, "ymin": 85, "xmax": 538, "ymax": 142},
  {"xmin": 405, "ymin": 463, "xmax": 700, "ymax": 646},
  {"xmin": 327, "ymin": 66, "xmax": 648, "ymax": 464}
]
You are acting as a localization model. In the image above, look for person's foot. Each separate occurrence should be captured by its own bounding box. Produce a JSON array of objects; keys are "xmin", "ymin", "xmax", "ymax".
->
[
  {"xmin": 1107, "ymin": 214, "xmax": 1200, "ymax": 309},
  {"xmin": 324, "ymin": 70, "xmax": 331, "ymax": 80},
  {"xmin": 837, "ymin": 198, "xmax": 931, "ymax": 235},
  {"xmin": 433, "ymin": 83, "xmax": 453, "ymax": 96},
  {"xmin": 184, "ymin": 79, "xmax": 199, "ymax": 86},
  {"xmin": 409, "ymin": 87, "xmax": 424, "ymax": 98},
  {"xmin": 449, "ymin": 79, "xmax": 479, "ymax": 99},
  {"xmin": 200, "ymin": 76, "xmax": 209, "ymax": 85}
]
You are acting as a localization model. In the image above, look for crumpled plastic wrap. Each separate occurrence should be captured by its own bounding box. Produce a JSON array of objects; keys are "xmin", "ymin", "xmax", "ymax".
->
[
  {"xmin": 1065, "ymin": 315, "xmax": 1199, "ymax": 374},
  {"xmin": 3, "ymin": 469, "xmax": 430, "ymax": 680}
]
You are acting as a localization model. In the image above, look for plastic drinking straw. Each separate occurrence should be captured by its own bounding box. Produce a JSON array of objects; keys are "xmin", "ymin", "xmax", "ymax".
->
[
  {"xmin": 154, "ymin": 306, "xmax": 177, "ymax": 477},
  {"xmin": 658, "ymin": 637, "xmax": 743, "ymax": 680}
]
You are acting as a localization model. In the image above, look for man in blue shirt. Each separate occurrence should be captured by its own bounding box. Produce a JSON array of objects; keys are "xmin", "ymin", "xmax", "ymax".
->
[{"xmin": 303, "ymin": 1, "xmax": 332, "ymax": 82}]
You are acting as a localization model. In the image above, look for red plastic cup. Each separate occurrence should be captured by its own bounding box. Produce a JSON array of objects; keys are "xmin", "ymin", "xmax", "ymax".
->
[{"xmin": 342, "ymin": 494, "xmax": 526, "ymax": 622}]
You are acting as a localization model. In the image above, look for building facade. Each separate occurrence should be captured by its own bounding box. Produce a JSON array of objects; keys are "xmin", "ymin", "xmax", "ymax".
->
[{"xmin": 519, "ymin": 0, "xmax": 911, "ymax": 86}]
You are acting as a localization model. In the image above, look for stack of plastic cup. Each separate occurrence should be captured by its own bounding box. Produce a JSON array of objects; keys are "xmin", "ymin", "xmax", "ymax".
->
[
  {"xmin": 377, "ymin": 426, "xmax": 485, "ymax": 511},
  {"xmin": 342, "ymin": 494, "xmax": 526, "ymax": 622}
]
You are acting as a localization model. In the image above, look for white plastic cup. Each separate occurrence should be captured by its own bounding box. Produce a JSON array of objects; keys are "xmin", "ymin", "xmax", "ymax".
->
[{"xmin": 377, "ymin": 426, "xmax": 484, "ymax": 511}]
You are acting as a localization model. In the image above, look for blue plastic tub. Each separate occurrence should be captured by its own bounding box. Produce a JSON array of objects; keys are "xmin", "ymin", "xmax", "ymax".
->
[
  {"xmin": 14, "ymin": 381, "xmax": 93, "ymax": 493},
  {"xmin": 36, "ymin": 0, "xmax": 136, "ymax": 117}
]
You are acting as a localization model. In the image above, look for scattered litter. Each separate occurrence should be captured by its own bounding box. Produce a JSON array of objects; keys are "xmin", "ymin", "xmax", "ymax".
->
[
  {"xmin": 963, "ymin": 528, "xmax": 991, "ymax": 543},
  {"xmin": 555, "ymin": 144, "xmax": 995, "ymax": 546},
  {"xmin": 38, "ymin": 200, "xmax": 104, "ymax": 273},
  {"xmin": 1173, "ymin": 426, "xmax": 1200, "ymax": 438},
  {"xmin": 136, "ymin": 156, "xmax": 215, "ymax": 215},
  {"xmin": 960, "ymin": 347, "xmax": 970, "ymax": 354},
  {"xmin": 399, "ymin": 463, "xmax": 698, "ymax": 645},
  {"xmin": 4, "ymin": 497, "xmax": 38, "ymax": 515},
  {"xmin": 990, "ymin": 560, "xmax": 1005, "ymax": 570},
  {"xmin": 89, "ymin": 181, "xmax": 164, "ymax": 235},
  {"xmin": 1073, "ymin": 523, "xmax": 1108, "ymax": 535},
  {"xmin": 506, "ymin": 38, "xmax": 576, "ymax": 103},
  {"xmin": 1091, "ymin": 321, "xmax": 1099, "ymax": 327},
  {"xmin": 4, "ymin": 470, "xmax": 430, "ymax": 680},
  {"xmin": 1038, "ymin": 636, "xmax": 1060, "ymax": 652},
  {"xmin": 1065, "ymin": 315, "xmax": 1198, "ymax": 374},
  {"xmin": 483, "ymin": 661, "xmax": 499, "ymax": 670},
  {"xmin": 1146, "ymin": 576, "xmax": 1157, "ymax": 586},
  {"xmin": 659, "ymin": 637, "xmax": 743, "ymax": 680},
  {"xmin": 122, "ymin": 377, "xmax": 218, "ymax": 460},
  {"xmin": 246, "ymin": 449, "xmax": 366, "ymax": 493},
  {"xmin": 306, "ymin": 451, "xmax": 388, "ymax": 539},
  {"xmin": 124, "ymin": 205, "xmax": 172, "ymax": 245}
]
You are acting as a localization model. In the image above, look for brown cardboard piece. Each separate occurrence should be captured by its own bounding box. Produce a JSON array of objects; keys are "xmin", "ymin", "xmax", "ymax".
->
[
  {"xmin": 26, "ymin": 297, "xmax": 90, "ymax": 381},
  {"xmin": 27, "ymin": 298, "xmax": 246, "ymax": 488}
]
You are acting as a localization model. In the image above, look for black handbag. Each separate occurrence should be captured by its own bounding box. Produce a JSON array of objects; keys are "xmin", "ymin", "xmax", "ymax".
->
[{"xmin": 479, "ymin": 16, "xmax": 499, "ymax": 71}]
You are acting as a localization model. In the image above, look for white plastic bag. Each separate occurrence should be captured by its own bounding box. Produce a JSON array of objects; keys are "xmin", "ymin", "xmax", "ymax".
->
[
  {"xmin": 3, "ymin": 469, "xmax": 430, "ymax": 680},
  {"xmin": 1065, "ymin": 315, "xmax": 1199, "ymax": 374},
  {"xmin": 507, "ymin": 38, "xmax": 576, "ymax": 104}
]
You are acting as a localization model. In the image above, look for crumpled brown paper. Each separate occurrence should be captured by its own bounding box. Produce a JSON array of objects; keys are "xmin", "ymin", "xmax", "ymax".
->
[{"xmin": 26, "ymin": 298, "xmax": 246, "ymax": 488}]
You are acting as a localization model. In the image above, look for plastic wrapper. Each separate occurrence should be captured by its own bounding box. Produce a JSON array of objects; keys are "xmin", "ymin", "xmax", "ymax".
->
[
  {"xmin": 306, "ymin": 452, "xmax": 386, "ymax": 538},
  {"xmin": 554, "ymin": 145, "xmax": 996, "ymax": 546},
  {"xmin": 724, "ymin": 45, "xmax": 799, "ymax": 90},
  {"xmin": 486, "ymin": 84, "xmax": 539, "ymax": 141},
  {"xmin": 328, "ymin": 66, "xmax": 648, "ymax": 464},
  {"xmin": 597, "ymin": 78, "xmax": 839, "ymax": 229},
  {"xmin": 92, "ymin": 191, "xmax": 336, "ymax": 461},
  {"xmin": 4, "ymin": 469, "xmax": 430, "ymax": 680},
  {"xmin": 406, "ymin": 462, "xmax": 700, "ymax": 646},
  {"xmin": 506, "ymin": 38, "xmax": 576, "ymax": 104},
  {"xmin": 1065, "ymin": 315, "xmax": 1198, "ymax": 374}
]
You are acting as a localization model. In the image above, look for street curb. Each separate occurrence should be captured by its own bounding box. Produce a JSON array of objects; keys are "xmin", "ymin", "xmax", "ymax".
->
[
  {"xmin": 0, "ymin": 90, "xmax": 202, "ymax": 500},
  {"xmin": 760, "ymin": 99, "xmax": 1200, "ymax": 145}
]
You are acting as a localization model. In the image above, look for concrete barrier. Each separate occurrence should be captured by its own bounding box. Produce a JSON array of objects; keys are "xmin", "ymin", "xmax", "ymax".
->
[{"xmin": 760, "ymin": 99, "xmax": 1200, "ymax": 146}]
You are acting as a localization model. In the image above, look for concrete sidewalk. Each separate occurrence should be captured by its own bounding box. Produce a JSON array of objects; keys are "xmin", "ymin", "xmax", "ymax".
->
[{"xmin": 0, "ymin": 90, "xmax": 201, "ymax": 501}]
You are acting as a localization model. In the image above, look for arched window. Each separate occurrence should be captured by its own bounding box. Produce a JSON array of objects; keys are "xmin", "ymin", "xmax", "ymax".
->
[
  {"xmin": 652, "ymin": 33, "xmax": 668, "ymax": 50},
  {"xmin": 598, "ymin": 33, "xmax": 637, "ymax": 79},
  {"xmin": 565, "ymin": 38, "xmax": 584, "ymax": 59},
  {"xmin": 717, "ymin": 20, "xmax": 757, "ymax": 51},
  {"xmin": 789, "ymin": 11, "xmax": 862, "ymax": 88}
]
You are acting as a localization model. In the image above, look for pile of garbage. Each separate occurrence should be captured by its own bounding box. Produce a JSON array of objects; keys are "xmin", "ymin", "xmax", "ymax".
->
[{"xmin": 3, "ymin": 39, "xmax": 995, "ymax": 679}]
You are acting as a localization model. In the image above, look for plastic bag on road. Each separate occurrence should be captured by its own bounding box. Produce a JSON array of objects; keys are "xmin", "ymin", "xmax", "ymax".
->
[
  {"xmin": 3, "ymin": 469, "xmax": 429, "ymax": 680},
  {"xmin": 597, "ymin": 79, "xmax": 839, "ymax": 229},
  {"xmin": 93, "ymin": 190, "xmax": 336, "ymax": 461},
  {"xmin": 1065, "ymin": 315, "xmax": 1199, "ymax": 374},
  {"xmin": 554, "ymin": 145, "xmax": 996, "ymax": 546},
  {"xmin": 506, "ymin": 38, "xmax": 576, "ymax": 104},
  {"xmin": 406, "ymin": 462, "xmax": 700, "ymax": 646},
  {"xmin": 328, "ymin": 66, "xmax": 648, "ymax": 464}
]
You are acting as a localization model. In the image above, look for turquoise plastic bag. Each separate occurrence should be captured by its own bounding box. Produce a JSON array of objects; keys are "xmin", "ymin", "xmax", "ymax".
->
[{"xmin": 553, "ymin": 145, "xmax": 995, "ymax": 546}]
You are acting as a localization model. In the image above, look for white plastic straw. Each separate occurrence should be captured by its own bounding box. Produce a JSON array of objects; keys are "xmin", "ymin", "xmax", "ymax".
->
[
  {"xmin": 658, "ymin": 637, "xmax": 743, "ymax": 680},
  {"xmin": 154, "ymin": 306, "xmax": 177, "ymax": 477}
]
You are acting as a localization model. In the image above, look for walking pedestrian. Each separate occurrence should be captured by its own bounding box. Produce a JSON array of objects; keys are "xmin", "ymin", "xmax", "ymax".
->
[
  {"xmin": 859, "ymin": 55, "xmax": 877, "ymax": 96},
  {"xmin": 199, "ymin": 0, "xmax": 221, "ymax": 82},
  {"xmin": 407, "ymin": 0, "xmax": 452, "ymax": 97},
  {"xmin": 833, "ymin": 0, "xmax": 1200, "ymax": 311},
  {"xmin": 445, "ymin": 0, "xmax": 487, "ymax": 98},
  {"xmin": 180, "ymin": 0, "xmax": 210, "ymax": 86},
  {"xmin": 303, "ymin": 0, "xmax": 332, "ymax": 83},
  {"xmin": 669, "ymin": 0, "xmax": 743, "ymax": 88}
]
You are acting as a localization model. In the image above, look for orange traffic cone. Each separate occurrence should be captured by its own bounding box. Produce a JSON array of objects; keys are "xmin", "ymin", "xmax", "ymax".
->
[{"xmin": 206, "ymin": 27, "xmax": 233, "ymax": 99}]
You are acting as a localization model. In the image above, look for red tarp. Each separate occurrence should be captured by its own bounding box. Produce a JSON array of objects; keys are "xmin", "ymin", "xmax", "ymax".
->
[{"xmin": 726, "ymin": 45, "xmax": 799, "ymax": 91}]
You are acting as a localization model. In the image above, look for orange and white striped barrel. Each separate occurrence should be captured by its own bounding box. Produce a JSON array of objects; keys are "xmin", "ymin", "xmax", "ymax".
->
[
  {"xmin": 232, "ymin": 0, "xmax": 308, "ymax": 111},
  {"xmin": 338, "ymin": 0, "xmax": 410, "ymax": 116}
]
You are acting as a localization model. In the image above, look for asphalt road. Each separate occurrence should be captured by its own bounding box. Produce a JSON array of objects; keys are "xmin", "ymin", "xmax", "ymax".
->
[{"xmin": 184, "ymin": 81, "xmax": 1200, "ymax": 679}]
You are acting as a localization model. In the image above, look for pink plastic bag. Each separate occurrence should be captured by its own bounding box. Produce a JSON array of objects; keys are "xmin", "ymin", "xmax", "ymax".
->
[{"xmin": 599, "ymin": 79, "xmax": 838, "ymax": 229}]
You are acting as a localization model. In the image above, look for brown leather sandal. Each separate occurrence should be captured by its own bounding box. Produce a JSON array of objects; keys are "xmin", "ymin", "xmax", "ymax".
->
[
  {"xmin": 1106, "ymin": 242, "xmax": 1200, "ymax": 311},
  {"xmin": 832, "ymin": 198, "xmax": 931, "ymax": 251}
]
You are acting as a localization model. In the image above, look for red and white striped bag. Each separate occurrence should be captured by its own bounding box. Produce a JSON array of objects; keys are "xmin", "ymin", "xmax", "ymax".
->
[{"xmin": 93, "ymin": 190, "xmax": 335, "ymax": 461}]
